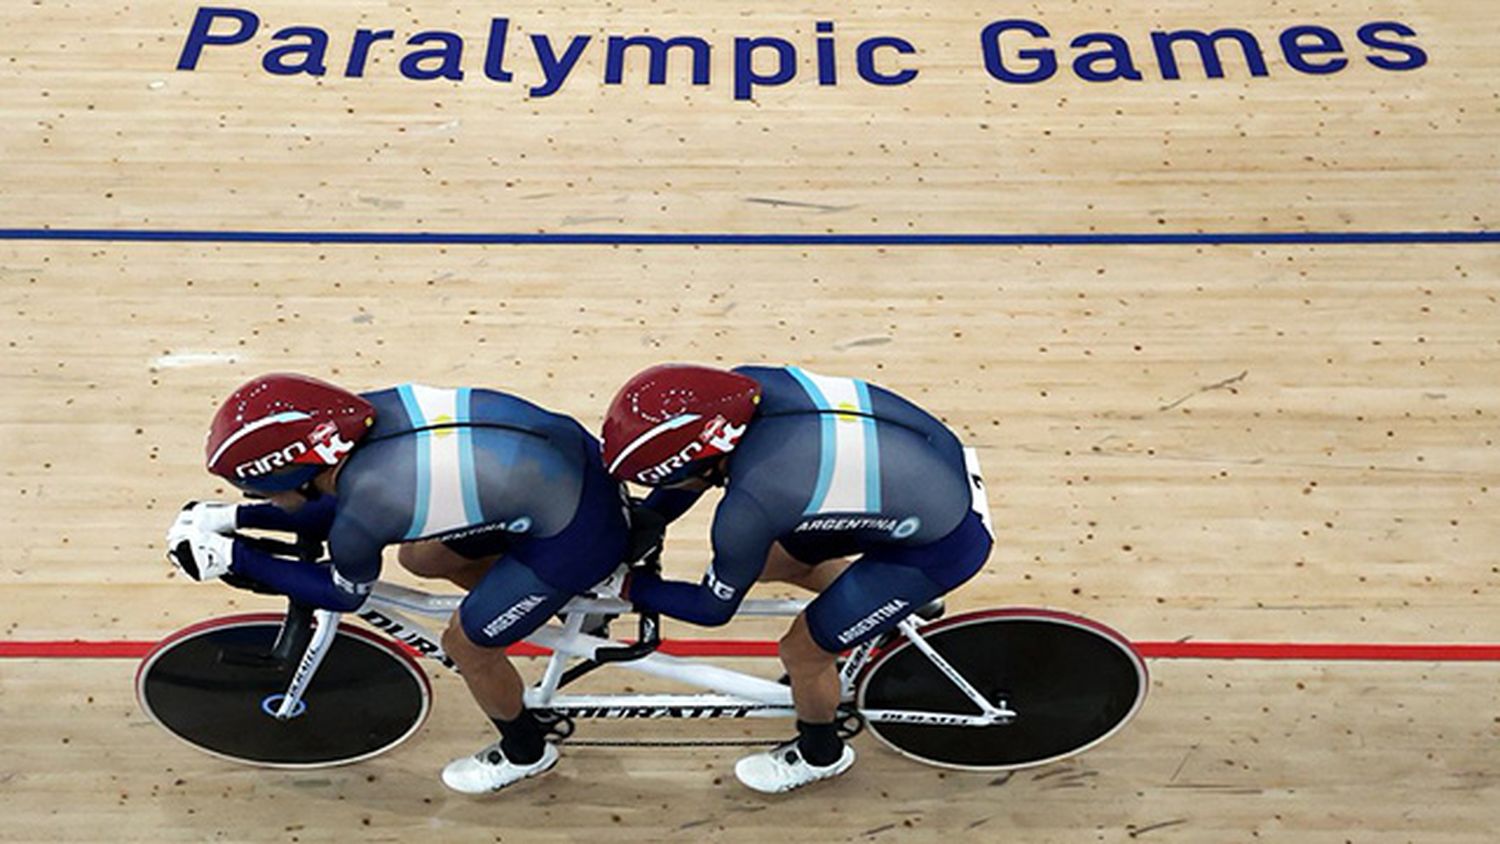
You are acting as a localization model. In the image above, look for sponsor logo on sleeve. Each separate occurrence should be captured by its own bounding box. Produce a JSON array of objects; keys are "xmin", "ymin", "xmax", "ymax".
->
[
  {"xmin": 331, "ymin": 569, "xmax": 373, "ymax": 597},
  {"xmin": 704, "ymin": 564, "xmax": 737, "ymax": 602}
]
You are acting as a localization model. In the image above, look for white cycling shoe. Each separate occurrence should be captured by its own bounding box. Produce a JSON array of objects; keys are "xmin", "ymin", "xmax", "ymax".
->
[
  {"xmin": 441, "ymin": 740, "xmax": 559, "ymax": 795},
  {"xmin": 734, "ymin": 741, "xmax": 855, "ymax": 794}
]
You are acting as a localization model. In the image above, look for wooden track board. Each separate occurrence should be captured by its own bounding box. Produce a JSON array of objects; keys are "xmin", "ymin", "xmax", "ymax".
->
[{"xmin": 2, "ymin": 1, "xmax": 1498, "ymax": 841}]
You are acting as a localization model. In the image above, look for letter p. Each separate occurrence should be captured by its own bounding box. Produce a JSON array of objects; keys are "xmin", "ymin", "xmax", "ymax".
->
[
  {"xmin": 177, "ymin": 7, "xmax": 261, "ymax": 70},
  {"xmin": 733, "ymin": 37, "xmax": 795, "ymax": 101}
]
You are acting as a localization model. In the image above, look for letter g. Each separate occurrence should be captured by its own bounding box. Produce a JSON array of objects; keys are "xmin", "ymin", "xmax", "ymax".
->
[{"xmin": 980, "ymin": 19, "xmax": 1057, "ymax": 84}]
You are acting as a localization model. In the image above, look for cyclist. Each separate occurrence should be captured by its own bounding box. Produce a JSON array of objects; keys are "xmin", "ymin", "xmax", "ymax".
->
[
  {"xmin": 601, "ymin": 363, "xmax": 994, "ymax": 793},
  {"xmin": 165, "ymin": 373, "xmax": 631, "ymax": 794}
]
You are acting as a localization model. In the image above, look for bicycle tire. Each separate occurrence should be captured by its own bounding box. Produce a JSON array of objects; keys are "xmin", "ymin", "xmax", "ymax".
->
[
  {"xmin": 135, "ymin": 613, "xmax": 431, "ymax": 768},
  {"xmin": 855, "ymin": 608, "xmax": 1147, "ymax": 771}
]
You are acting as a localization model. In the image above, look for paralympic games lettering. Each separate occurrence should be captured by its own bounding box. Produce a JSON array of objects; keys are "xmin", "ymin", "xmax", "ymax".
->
[{"xmin": 175, "ymin": 8, "xmax": 1428, "ymax": 100}]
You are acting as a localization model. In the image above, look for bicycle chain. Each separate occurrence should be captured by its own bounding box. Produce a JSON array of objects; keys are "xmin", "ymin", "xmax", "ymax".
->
[
  {"xmin": 556, "ymin": 738, "xmax": 786, "ymax": 748},
  {"xmin": 532, "ymin": 708, "xmax": 865, "ymax": 748}
]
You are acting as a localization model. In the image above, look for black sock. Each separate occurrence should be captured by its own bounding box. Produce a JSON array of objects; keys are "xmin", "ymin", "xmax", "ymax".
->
[
  {"xmin": 491, "ymin": 710, "xmax": 545, "ymax": 765},
  {"xmin": 795, "ymin": 719, "xmax": 843, "ymax": 766}
]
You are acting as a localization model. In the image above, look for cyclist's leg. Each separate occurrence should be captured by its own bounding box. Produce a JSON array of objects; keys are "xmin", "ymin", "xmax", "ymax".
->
[
  {"xmin": 441, "ymin": 470, "xmax": 629, "ymax": 794},
  {"xmin": 398, "ymin": 531, "xmax": 507, "ymax": 590},
  {"xmin": 783, "ymin": 561, "xmax": 955, "ymax": 728},
  {"xmin": 734, "ymin": 603, "xmax": 859, "ymax": 792},
  {"xmin": 802, "ymin": 510, "xmax": 993, "ymax": 656},
  {"xmin": 761, "ymin": 533, "xmax": 862, "ymax": 593},
  {"xmin": 781, "ymin": 512, "xmax": 993, "ymax": 753},
  {"xmin": 739, "ymin": 514, "xmax": 991, "ymax": 792},
  {"xmin": 440, "ymin": 557, "xmax": 572, "ymax": 793},
  {"xmin": 449, "ymin": 486, "xmax": 628, "ymax": 717},
  {"xmin": 447, "ymin": 558, "xmax": 575, "ymax": 719}
]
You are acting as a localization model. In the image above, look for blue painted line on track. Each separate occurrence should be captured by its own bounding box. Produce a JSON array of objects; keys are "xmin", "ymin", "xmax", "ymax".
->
[{"xmin": 0, "ymin": 228, "xmax": 1496, "ymax": 246}]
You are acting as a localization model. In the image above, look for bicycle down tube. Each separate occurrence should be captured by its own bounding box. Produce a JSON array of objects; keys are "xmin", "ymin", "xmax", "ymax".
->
[
  {"xmin": 263, "ymin": 581, "xmax": 802, "ymax": 718},
  {"xmin": 856, "ymin": 616, "xmax": 1018, "ymax": 728},
  {"xmin": 267, "ymin": 580, "xmax": 996, "ymax": 728}
]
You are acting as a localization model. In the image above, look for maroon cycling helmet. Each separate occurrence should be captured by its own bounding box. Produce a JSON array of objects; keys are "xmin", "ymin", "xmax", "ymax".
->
[
  {"xmin": 602, "ymin": 364, "xmax": 761, "ymax": 486},
  {"xmin": 205, "ymin": 373, "xmax": 375, "ymax": 494}
]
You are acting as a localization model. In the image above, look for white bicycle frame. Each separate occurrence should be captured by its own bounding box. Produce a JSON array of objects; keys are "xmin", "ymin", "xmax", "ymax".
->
[
  {"xmin": 273, "ymin": 445, "xmax": 1010, "ymax": 730},
  {"xmin": 274, "ymin": 568, "xmax": 1016, "ymax": 730}
]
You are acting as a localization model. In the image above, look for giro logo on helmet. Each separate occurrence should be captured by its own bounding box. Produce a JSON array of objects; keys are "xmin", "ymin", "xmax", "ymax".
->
[
  {"xmin": 206, "ymin": 373, "xmax": 377, "ymax": 494},
  {"xmin": 232, "ymin": 430, "xmax": 356, "ymax": 479},
  {"xmin": 638, "ymin": 441, "xmax": 706, "ymax": 485},
  {"xmin": 602, "ymin": 364, "xmax": 762, "ymax": 487},
  {"xmin": 235, "ymin": 441, "xmax": 310, "ymax": 479}
]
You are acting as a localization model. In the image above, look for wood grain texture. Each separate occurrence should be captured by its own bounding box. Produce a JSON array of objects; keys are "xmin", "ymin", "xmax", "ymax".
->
[{"xmin": 2, "ymin": 0, "xmax": 1498, "ymax": 840}]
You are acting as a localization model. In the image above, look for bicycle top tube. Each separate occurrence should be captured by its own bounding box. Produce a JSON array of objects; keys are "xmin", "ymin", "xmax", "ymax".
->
[{"xmin": 367, "ymin": 580, "xmax": 810, "ymax": 619}]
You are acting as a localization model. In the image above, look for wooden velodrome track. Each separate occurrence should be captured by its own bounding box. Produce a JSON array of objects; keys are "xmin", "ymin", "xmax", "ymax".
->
[{"xmin": 2, "ymin": 1, "xmax": 1497, "ymax": 841}]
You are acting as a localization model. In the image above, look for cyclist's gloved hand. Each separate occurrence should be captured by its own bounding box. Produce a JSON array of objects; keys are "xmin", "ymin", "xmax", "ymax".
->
[
  {"xmin": 172, "ymin": 500, "xmax": 239, "ymax": 536},
  {"xmin": 624, "ymin": 501, "xmax": 667, "ymax": 570},
  {"xmin": 621, "ymin": 503, "xmax": 665, "ymax": 604},
  {"xmin": 166, "ymin": 530, "xmax": 235, "ymax": 581},
  {"xmin": 166, "ymin": 511, "xmax": 236, "ymax": 582}
]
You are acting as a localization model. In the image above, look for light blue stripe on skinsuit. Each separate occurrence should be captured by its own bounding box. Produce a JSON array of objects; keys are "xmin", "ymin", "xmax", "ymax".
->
[
  {"xmin": 456, "ymin": 388, "xmax": 483, "ymax": 525},
  {"xmin": 786, "ymin": 367, "xmax": 838, "ymax": 515},
  {"xmin": 854, "ymin": 379, "xmax": 881, "ymax": 512},
  {"xmin": 396, "ymin": 385, "xmax": 430, "ymax": 540}
]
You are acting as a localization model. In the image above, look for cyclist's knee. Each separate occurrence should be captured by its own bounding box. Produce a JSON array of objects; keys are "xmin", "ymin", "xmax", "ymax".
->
[
  {"xmin": 779, "ymin": 617, "xmax": 837, "ymax": 667},
  {"xmin": 443, "ymin": 613, "xmax": 502, "ymax": 662},
  {"xmin": 761, "ymin": 543, "xmax": 816, "ymax": 586}
]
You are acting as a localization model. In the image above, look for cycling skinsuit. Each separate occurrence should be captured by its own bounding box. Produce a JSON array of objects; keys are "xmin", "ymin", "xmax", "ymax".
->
[
  {"xmin": 229, "ymin": 384, "xmax": 629, "ymax": 646},
  {"xmin": 629, "ymin": 366, "xmax": 993, "ymax": 652}
]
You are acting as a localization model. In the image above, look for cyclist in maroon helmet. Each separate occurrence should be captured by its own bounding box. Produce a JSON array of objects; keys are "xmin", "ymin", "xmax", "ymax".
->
[
  {"xmin": 169, "ymin": 373, "xmax": 634, "ymax": 794},
  {"xmin": 602, "ymin": 363, "xmax": 993, "ymax": 793}
]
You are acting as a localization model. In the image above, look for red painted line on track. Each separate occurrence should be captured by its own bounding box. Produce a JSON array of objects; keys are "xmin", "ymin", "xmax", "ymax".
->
[
  {"xmin": 1132, "ymin": 641, "xmax": 1500, "ymax": 661},
  {"xmin": 0, "ymin": 641, "xmax": 157, "ymax": 659},
  {"xmin": 0, "ymin": 639, "xmax": 781, "ymax": 660},
  {"xmin": 6, "ymin": 639, "xmax": 1500, "ymax": 662}
]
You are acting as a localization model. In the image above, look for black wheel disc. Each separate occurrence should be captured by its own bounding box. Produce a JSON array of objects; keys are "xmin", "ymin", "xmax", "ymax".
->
[
  {"xmin": 858, "ymin": 611, "xmax": 1146, "ymax": 770},
  {"xmin": 137, "ymin": 618, "xmax": 429, "ymax": 767}
]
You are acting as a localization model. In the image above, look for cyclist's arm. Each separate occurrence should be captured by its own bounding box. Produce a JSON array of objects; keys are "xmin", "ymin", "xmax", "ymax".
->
[
  {"xmin": 629, "ymin": 493, "xmax": 773, "ymax": 626},
  {"xmin": 227, "ymin": 543, "xmax": 369, "ymax": 611},
  {"xmin": 638, "ymin": 484, "xmax": 707, "ymax": 523},
  {"xmin": 225, "ymin": 516, "xmax": 379, "ymax": 612},
  {"xmin": 234, "ymin": 495, "xmax": 338, "ymax": 538}
]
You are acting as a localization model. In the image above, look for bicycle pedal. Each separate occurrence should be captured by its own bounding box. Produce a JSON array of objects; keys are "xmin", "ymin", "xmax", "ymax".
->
[
  {"xmin": 532, "ymin": 709, "xmax": 576, "ymax": 743},
  {"xmin": 835, "ymin": 709, "xmax": 865, "ymax": 740}
]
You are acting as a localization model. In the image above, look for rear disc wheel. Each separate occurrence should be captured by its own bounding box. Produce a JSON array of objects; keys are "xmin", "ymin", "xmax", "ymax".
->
[{"xmin": 856, "ymin": 608, "xmax": 1147, "ymax": 770}]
